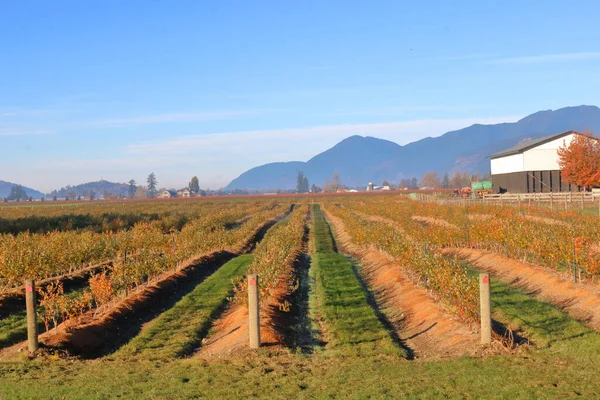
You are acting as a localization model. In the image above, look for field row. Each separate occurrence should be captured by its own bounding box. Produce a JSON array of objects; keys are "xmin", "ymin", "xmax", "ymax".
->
[{"xmin": 340, "ymin": 198, "xmax": 600, "ymax": 278}]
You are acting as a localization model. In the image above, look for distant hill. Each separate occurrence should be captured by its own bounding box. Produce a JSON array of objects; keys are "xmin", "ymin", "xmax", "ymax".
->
[
  {"xmin": 51, "ymin": 180, "xmax": 129, "ymax": 198},
  {"xmin": 0, "ymin": 180, "xmax": 45, "ymax": 199},
  {"xmin": 226, "ymin": 105, "xmax": 600, "ymax": 190}
]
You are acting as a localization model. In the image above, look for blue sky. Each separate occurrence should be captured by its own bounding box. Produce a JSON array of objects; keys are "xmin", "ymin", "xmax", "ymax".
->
[{"xmin": 2, "ymin": 0, "xmax": 600, "ymax": 192}]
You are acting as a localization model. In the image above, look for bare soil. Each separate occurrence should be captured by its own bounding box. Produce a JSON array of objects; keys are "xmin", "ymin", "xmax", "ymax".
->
[
  {"xmin": 196, "ymin": 214, "xmax": 310, "ymax": 359},
  {"xmin": 411, "ymin": 215, "xmax": 459, "ymax": 230},
  {"xmin": 443, "ymin": 248, "xmax": 600, "ymax": 332},
  {"xmin": 323, "ymin": 207, "xmax": 486, "ymax": 360}
]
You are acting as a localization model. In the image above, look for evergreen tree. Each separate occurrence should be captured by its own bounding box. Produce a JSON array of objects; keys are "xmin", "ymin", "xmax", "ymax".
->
[
  {"xmin": 442, "ymin": 173, "xmax": 450, "ymax": 189},
  {"xmin": 128, "ymin": 179, "xmax": 136, "ymax": 199},
  {"xmin": 189, "ymin": 176, "xmax": 200, "ymax": 193},
  {"xmin": 302, "ymin": 176, "xmax": 309, "ymax": 193},
  {"xmin": 296, "ymin": 171, "xmax": 306, "ymax": 193},
  {"xmin": 410, "ymin": 177, "xmax": 418, "ymax": 189},
  {"xmin": 147, "ymin": 173, "xmax": 158, "ymax": 198}
]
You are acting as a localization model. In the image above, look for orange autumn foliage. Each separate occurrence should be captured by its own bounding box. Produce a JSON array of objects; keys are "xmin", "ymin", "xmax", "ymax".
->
[{"xmin": 557, "ymin": 132, "xmax": 600, "ymax": 190}]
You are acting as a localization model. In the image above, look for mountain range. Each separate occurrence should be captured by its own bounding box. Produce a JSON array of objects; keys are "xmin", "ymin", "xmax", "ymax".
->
[{"xmin": 226, "ymin": 105, "xmax": 600, "ymax": 190}]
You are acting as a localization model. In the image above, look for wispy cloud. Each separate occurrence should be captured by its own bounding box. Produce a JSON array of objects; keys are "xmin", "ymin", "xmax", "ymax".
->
[
  {"xmin": 78, "ymin": 110, "xmax": 267, "ymax": 129},
  {"xmin": 72, "ymin": 109, "xmax": 277, "ymax": 129},
  {"xmin": 493, "ymin": 52, "xmax": 600, "ymax": 64},
  {"xmin": 126, "ymin": 116, "xmax": 522, "ymax": 156}
]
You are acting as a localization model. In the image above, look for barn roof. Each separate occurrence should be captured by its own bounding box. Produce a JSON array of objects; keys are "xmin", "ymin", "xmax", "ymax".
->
[{"xmin": 489, "ymin": 130, "xmax": 580, "ymax": 159}]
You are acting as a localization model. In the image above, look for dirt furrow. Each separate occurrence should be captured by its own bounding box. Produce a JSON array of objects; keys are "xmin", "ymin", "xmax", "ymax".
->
[
  {"xmin": 322, "ymin": 207, "xmax": 481, "ymax": 360},
  {"xmin": 443, "ymin": 248, "xmax": 600, "ymax": 332},
  {"xmin": 0, "ymin": 213, "xmax": 287, "ymax": 360}
]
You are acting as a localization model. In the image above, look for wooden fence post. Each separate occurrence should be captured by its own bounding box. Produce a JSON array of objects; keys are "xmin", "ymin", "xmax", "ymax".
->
[
  {"xmin": 248, "ymin": 274, "xmax": 261, "ymax": 349},
  {"xmin": 479, "ymin": 273, "xmax": 492, "ymax": 345},
  {"xmin": 25, "ymin": 279, "xmax": 39, "ymax": 353}
]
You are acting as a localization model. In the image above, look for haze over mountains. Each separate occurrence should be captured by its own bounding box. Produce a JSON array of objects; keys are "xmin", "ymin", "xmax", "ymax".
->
[
  {"xmin": 0, "ymin": 181, "xmax": 46, "ymax": 199},
  {"xmin": 3, "ymin": 105, "xmax": 600, "ymax": 197},
  {"xmin": 226, "ymin": 105, "xmax": 600, "ymax": 190}
]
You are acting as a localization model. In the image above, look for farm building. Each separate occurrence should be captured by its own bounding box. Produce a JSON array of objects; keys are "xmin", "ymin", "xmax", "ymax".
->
[
  {"xmin": 489, "ymin": 131, "xmax": 587, "ymax": 193},
  {"xmin": 177, "ymin": 188, "xmax": 192, "ymax": 197},
  {"xmin": 158, "ymin": 190, "xmax": 177, "ymax": 199}
]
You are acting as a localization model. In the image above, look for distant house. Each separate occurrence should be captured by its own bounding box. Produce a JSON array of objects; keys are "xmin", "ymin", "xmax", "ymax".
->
[
  {"xmin": 158, "ymin": 190, "xmax": 177, "ymax": 199},
  {"xmin": 177, "ymin": 188, "xmax": 193, "ymax": 198},
  {"xmin": 489, "ymin": 131, "xmax": 592, "ymax": 193},
  {"xmin": 366, "ymin": 182, "xmax": 391, "ymax": 191}
]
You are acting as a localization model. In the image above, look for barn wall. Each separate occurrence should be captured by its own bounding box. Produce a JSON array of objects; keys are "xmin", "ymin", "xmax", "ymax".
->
[
  {"xmin": 492, "ymin": 171, "xmax": 528, "ymax": 193},
  {"xmin": 523, "ymin": 134, "xmax": 575, "ymax": 171},
  {"xmin": 490, "ymin": 153, "xmax": 524, "ymax": 175},
  {"xmin": 492, "ymin": 169, "xmax": 583, "ymax": 193}
]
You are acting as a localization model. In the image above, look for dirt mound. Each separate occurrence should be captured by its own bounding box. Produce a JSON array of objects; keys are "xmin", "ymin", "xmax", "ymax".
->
[
  {"xmin": 323, "ymin": 207, "xmax": 485, "ymax": 360},
  {"xmin": 443, "ymin": 248, "xmax": 600, "ymax": 331},
  {"xmin": 196, "ymin": 215, "xmax": 309, "ymax": 359},
  {"xmin": 0, "ymin": 251, "xmax": 236, "ymax": 360},
  {"xmin": 194, "ymin": 299, "xmax": 286, "ymax": 360},
  {"xmin": 411, "ymin": 215, "xmax": 459, "ymax": 230}
]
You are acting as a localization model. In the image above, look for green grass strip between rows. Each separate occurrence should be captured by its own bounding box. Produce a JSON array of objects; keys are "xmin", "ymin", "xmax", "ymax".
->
[
  {"xmin": 116, "ymin": 254, "xmax": 254, "ymax": 359},
  {"xmin": 311, "ymin": 204, "xmax": 401, "ymax": 356}
]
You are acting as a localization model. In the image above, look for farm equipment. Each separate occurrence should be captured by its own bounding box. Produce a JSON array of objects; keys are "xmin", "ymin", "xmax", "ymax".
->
[
  {"xmin": 452, "ymin": 187, "xmax": 472, "ymax": 198},
  {"xmin": 471, "ymin": 181, "xmax": 493, "ymax": 197}
]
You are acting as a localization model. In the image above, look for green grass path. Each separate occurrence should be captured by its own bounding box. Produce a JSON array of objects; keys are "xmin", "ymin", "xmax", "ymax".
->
[
  {"xmin": 461, "ymin": 262, "xmax": 599, "ymax": 351},
  {"xmin": 116, "ymin": 254, "xmax": 253, "ymax": 359},
  {"xmin": 311, "ymin": 204, "xmax": 401, "ymax": 356}
]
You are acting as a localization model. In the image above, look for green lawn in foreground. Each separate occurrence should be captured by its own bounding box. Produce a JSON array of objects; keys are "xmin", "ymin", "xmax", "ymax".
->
[
  {"xmin": 1, "ymin": 348, "xmax": 599, "ymax": 399},
  {"xmin": 116, "ymin": 254, "xmax": 253, "ymax": 359},
  {"xmin": 311, "ymin": 204, "xmax": 401, "ymax": 356}
]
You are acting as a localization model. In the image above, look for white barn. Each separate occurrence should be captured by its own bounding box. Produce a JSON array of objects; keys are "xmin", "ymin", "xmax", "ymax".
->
[{"xmin": 489, "ymin": 131, "xmax": 584, "ymax": 193}]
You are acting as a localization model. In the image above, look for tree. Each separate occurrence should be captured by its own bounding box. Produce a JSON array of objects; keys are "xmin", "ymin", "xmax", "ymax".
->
[
  {"xmin": 421, "ymin": 172, "xmax": 441, "ymax": 189},
  {"xmin": 410, "ymin": 177, "xmax": 418, "ymax": 189},
  {"xmin": 189, "ymin": 176, "xmax": 200, "ymax": 193},
  {"xmin": 450, "ymin": 172, "xmax": 462, "ymax": 188},
  {"xmin": 296, "ymin": 171, "xmax": 306, "ymax": 193},
  {"xmin": 88, "ymin": 190, "xmax": 95, "ymax": 201},
  {"xmin": 7, "ymin": 185, "xmax": 27, "ymax": 201},
  {"xmin": 442, "ymin": 173, "xmax": 450, "ymax": 189},
  {"xmin": 147, "ymin": 173, "xmax": 158, "ymax": 198},
  {"xmin": 128, "ymin": 179, "xmax": 136, "ymax": 199},
  {"xmin": 135, "ymin": 185, "xmax": 147, "ymax": 199},
  {"xmin": 324, "ymin": 172, "xmax": 342, "ymax": 192},
  {"xmin": 557, "ymin": 132, "xmax": 600, "ymax": 190},
  {"xmin": 311, "ymin": 184, "xmax": 321, "ymax": 193},
  {"xmin": 382, "ymin": 180, "xmax": 390, "ymax": 187},
  {"xmin": 302, "ymin": 176, "xmax": 309, "ymax": 193}
]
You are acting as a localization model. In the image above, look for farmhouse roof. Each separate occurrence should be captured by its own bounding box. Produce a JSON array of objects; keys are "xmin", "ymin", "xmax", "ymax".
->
[{"xmin": 489, "ymin": 131, "xmax": 582, "ymax": 159}]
